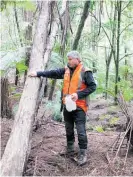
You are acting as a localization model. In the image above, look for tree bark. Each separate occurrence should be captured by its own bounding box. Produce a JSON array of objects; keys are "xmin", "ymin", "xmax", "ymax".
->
[
  {"xmin": 1, "ymin": 77, "xmax": 12, "ymax": 118},
  {"xmin": 23, "ymin": 10, "xmax": 34, "ymax": 83},
  {"xmin": 114, "ymin": 1, "xmax": 122, "ymax": 102},
  {"xmin": 105, "ymin": 3, "xmax": 117, "ymax": 99},
  {"xmin": 0, "ymin": 1, "xmax": 51, "ymax": 176},
  {"xmin": 44, "ymin": 78, "xmax": 48, "ymax": 97},
  {"xmin": 72, "ymin": 1, "xmax": 90, "ymax": 50},
  {"xmin": 47, "ymin": 0, "xmax": 68, "ymax": 101},
  {"xmin": 14, "ymin": 2, "xmax": 23, "ymax": 86},
  {"xmin": 48, "ymin": 79, "xmax": 57, "ymax": 100}
]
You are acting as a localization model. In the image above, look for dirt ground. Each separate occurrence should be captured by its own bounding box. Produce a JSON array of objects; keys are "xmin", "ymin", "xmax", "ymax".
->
[{"xmin": 1, "ymin": 99, "xmax": 133, "ymax": 176}]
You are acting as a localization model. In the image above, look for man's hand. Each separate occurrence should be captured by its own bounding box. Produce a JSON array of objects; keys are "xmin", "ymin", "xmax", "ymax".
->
[
  {"xmin": 28, "ymin": 71, "xmax": 37, "ymax": 77},
  {"xmin": 71, "ymin": 93, "xmax": 78, "ymax": 102}
]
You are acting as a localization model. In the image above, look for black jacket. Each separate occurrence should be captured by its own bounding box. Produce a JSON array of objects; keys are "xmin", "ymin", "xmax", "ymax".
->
[{"xmin": 37, "ymin": 66, "xmax": 96, "ymax": 99}]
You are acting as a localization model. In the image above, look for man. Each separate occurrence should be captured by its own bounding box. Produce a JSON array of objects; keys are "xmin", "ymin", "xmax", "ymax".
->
[{"xmin": 29, "ymin": 51, "xmax": 96, "ymax": 165}]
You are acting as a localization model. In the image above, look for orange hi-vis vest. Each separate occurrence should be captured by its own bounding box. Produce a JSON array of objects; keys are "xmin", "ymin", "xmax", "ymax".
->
[{"xmin": 63, "ymin": 62, "xmax": 90, "ymax": 112}]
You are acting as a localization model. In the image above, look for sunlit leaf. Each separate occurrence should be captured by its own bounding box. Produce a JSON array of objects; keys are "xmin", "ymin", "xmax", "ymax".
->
[
  {"xmin": 94, "ymin": 125, "xmax": 104, "ymax": 133},
  {"xmin": 109, "ymin": 117, "xmax": 119, "ymax": 125}
]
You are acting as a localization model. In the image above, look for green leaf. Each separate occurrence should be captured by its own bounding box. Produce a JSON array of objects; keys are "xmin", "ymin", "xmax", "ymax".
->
[
  {"xmin": 99, "ymin": 114, "xmax": 110, "ymax": 120},
  {"xmin": 16, "ymin": 61, "xmax": 28, "ymax": 73},
  {"xmin": 109, "ymin": 117, "xmax": 119, "ymax": 125},
  {"xmin": 94, "ymin": 125, "xmax": 104, "ymax": 133},
  {"xmin": 123, "ymin": 88, "xmax": 133, "ymax": 101},
  {"xmin": 17, "ymin": 1, "xmax": 36, "ymax": 11},
  {"xmin": 0, "ymin": 70, "xmax": 6, "ymax": 77},
  {"xmin": 12, "ymin": 93, "xmax": 22, "ymax": 99},
  {"xmin": 103, "ymin": 20, "xmax": 117, "ymax": 30},
  {"xmin": 9, "ymin": 86, "xmax": 16, "ymax": 92}
]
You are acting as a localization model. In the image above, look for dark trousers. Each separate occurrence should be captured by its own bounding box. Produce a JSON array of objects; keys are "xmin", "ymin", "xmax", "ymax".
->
[{"xmin": 63, "ymin": 108, "xmax": 88, "ymax": 149}]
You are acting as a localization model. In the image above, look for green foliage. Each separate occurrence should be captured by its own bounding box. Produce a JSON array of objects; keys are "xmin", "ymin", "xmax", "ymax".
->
[
  {"xmin": 94, "ymin": 125, "xmax": 104, "ymax": 133},
  {"xmin": 17, "ymin": 1, "xmax": 36, "ymax": 11},
  {"xmin": 117, "ymin": 80, "xmax": 133, "ymax": 101},
  {"xmin": 109, "ymin": 117, "xmax": 119, "ymax": 125},
  {"xmin": 95, "ymin": 71, "xmax": 106, "ymax": 94},
  {"xmin": 90, "ymin": 1, "xmax": 96, "ymax": 11},
  {"xmin": 99, "ymin": 114, "xmax": 110, "ymax": 120},
  {"xmin": 107, "ymin": 105, "xmax": 119, "ymax": 112},
  {"xmin": 122, "ymin": 88, "xmax": 133, "ymax": 101},
  {"xmin": 48, "ymin": 52, "xmax": 64, "ymax": 69},
  {"xmin": 86, "ymin": 124, "xmax": 93, "ymax": 131},
  {"xmin": 13, "ymin": 103, "xmax": 19, "ymax": 115},
  {"xmin": 103, "ymin": 20, "xmax": 117, "ymax": 31},
  {"xmin": 9, "ymin": 86, "xmax": 16, "ymax": 92},
  {"xmin": 119, "ymin": 65, "xmax": 133, "ymax": 78},
  {"xmin": 0, "ymin": 70, "xmax": 5, "ymax": 77},
  {"xmin": 12, "ymin": 93, "xmax": 22, "ymax": 99},
  {"xmin": 16, "ymin": 60, "xmax": 28, "ymax": 74},
  {"xmin": 82, "ymin": 50, "xmax": 98, "ymax": 69},
  {"xmin": 45, "ymin": 91, "xmax": 62, "ymax": 122},
  {"xmin": 69, "ymin": 1, "xmax": 83, "ymax": 11},
  {"xmin": 1, "ymin": 0, "xmax": 36, "ymax": 12}
]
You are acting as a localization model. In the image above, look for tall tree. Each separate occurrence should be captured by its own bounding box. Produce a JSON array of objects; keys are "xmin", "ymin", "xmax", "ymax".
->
[
  {"xmin": 105, "ymin": 2, "xmax": 117, "ymax": 99},
  {"xmin": 14, "ymin": 2, "xmax": 23, "ymax": 86},
  {"xmin": 114, "ymin": 1, "xmax": 122, "ymax": 102},
  {"xmin": 48, "ymin": 0, "xmax": 69, "ymax": 101},
  {"xmin": 23, "ymin": 9, "xmax": 34, "ymax": 83},
  {"xmin": 0, "ymin": 1, "xmax": 51, "ymax": 175},
  {"xmin": 72, "ymin": 1, "xmax": 90, "ymax": 50},
  {"xmin": 1, "ymin": 77, "xmax": 12, "ymax": 118}
]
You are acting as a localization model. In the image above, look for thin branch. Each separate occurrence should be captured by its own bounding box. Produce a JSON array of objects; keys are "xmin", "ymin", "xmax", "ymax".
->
[
  {"xmin": 119, "ymin": 53, "xmax": 133, "ymax": 61},
  {"xmin": 97, "ymin": 1, "xmax": 102, "ymax": 36},
  {"xmin": 105, "ymin": 0, "xmax": 112, "ymax": 24},
  {"xmin": 89, "ymin": 12, "xmax": 114, "ymax": 52},
  {"xmin": 6, "ymin": 13, "xmax": 17, "ymax": 47},
  {"xmin": 30, "ymin": 4, "xmax": 39, "ymax": 26},
  {"xmin": 14, "ymin": 2, "xmax": 23, "ymax": 47},
  {"xmin": 55, "ymin": 2, "xmax": 64, "ymax": 30},
  {"xmin": 121, "ymin": 1, "xmax": 131, "ymax": 12},
  {"xmin": 68, "ymin": 9, "xmax": 73, "ymax": 34},
  {"xmin": 119, "ymin": 23, "xmax": 133, "ymax": 36},
  {"xmin": 95, "ymin": 45, "xmax": 111, "ymax": 49}
]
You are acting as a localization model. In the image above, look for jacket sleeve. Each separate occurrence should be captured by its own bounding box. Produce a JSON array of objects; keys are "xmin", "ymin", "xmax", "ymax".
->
[
  {"xmin": 37, "ymin": 68, "xmax": 65, "ymax": 79},
  {"xmin": 77, "ymin": 71, "xmax": 96, "ymax": 99}
]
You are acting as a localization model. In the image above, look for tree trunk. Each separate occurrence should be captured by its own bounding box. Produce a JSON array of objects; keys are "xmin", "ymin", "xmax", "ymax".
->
[
  {"xmin": 124, "ymin": 47, "xmax": 128, "ymax": 80},
  {"xmin": 44, "ymin": 78, "xmax": 48, "ymax": 97},
  {"xmin": 60, "ymin": 1, "xmax": 69, "ymax": 57},
  {"xmin": 48, "ymin": 0, "xmax": 68, "ymax": 101},
  {"xmin": 23, "ymin": 10, "xmax": 33, "ymax": 83},
  {"xmin": 33, "ymin": 0, "xmax": 68, "ymax": 129},
  {"xmin": 105, "ymin": 49, "xmax": 113, "ymax": 99},
  {"xmin": 105, "ymin": 66, "xmax": 109, "ymax": 99},
  {"xmin": 72, "ymin": 1, "xmax": 90, "ymax": 50},
  {"xmin": 105, "ymin": 3, "xmax": 117, "ymax": 99},
  {"xmin": 48, "ymin": 79, "xmax": 57, "ymax": 100},
  {"xmin": 1, "ymin": 77, "xmax": 12, "ymax": 118},
  {"xmin": 0, "ymin": 1, "xmax": 51, "ymax": 176},
  {"xmin": 24, "ymin": 47, "xmax": 31, "ymax": 83},
  {"xmin": 14, "ymin": 2, "xmax": 23, "ymax": 86},
  {"xmin": 114, "ymin": 1, "xmax": 122, "ymax": 103}
]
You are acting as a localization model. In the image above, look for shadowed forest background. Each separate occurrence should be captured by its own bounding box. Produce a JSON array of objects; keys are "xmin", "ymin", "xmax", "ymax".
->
[{"xmin": 1, "ymin": 0, "xmax": 133, "ymax": 176}]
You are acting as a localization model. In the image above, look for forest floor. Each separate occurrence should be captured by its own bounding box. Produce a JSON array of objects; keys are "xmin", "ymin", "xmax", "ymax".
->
[{"xmin": 1, "ymin": 98, "xmax": 133, "ymax": 176}]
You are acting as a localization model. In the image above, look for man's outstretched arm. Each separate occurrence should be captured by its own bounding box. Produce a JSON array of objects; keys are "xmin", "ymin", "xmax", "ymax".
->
[{"xmin": 29, "ymin": 68, "xmax": 65, "ymax": 79}]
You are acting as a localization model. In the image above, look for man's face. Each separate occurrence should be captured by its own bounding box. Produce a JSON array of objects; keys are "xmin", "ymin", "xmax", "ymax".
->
[{"xmin": 68, "ymin": 56, "xmax": 80, "ymax": 68}]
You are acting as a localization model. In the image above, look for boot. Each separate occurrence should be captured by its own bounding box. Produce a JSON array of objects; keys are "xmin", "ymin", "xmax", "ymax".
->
[
  {"xmin": 60, "ymin": 143, "xmax": 74, "ymax": 156},
  {"xmin": 77, "ymin": 149, "xmax": 87, "ymax": 166},
  {"xmin": 67, "ymin": 143, "xmax": 74, "ymax": 155}
]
